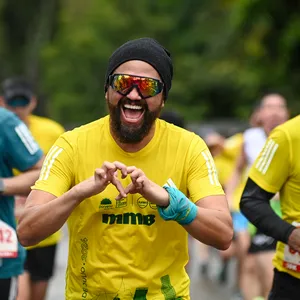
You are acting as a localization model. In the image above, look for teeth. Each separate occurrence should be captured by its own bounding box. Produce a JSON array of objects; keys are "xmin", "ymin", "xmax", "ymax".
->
[{"xmin": 124, "ymin": 104, "xmax": 143, "ymax": 110}]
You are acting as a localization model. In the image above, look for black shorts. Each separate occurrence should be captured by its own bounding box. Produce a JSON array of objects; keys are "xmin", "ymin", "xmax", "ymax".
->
[
  {"xmin": 248, "ymin": 229, "xmax": 277, "ymax": 254},
  {"xmin": 0, "ymin": 277, "xmax": 18, "ymax": 300},
  {"xmin": 269, "ymin": 268, "xmax": 300, "ymax": 300},
  {"xmin": 24, "ymin": 244, "xmax": 57, "ymax": 281}
]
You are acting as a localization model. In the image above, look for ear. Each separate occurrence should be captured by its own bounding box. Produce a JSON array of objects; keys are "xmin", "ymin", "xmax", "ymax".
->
[
  {"xmin": 29, "ymin": 96, "xmax": 37, "ymax": 111},
  {"xmin": 105, "ymin": 91, "xmax": 108, "ymax": 100}
]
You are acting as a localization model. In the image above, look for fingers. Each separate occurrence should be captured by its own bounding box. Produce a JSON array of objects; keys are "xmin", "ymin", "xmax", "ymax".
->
[
  {"xmin": 95, "ymin": 168, "xmax": 108, "ymax": 180},
  {"xmin": 100, "ymin": 161, "xmax": 118, "ymax": 179},
  {"xmin": 111, "ymin": 175, "xmax": 127, "ymax": 199},
  {"xmin": 101, "ymin": 161, "xmax": 128, "ymax": 178},
  {"xmin": 124, "ymin": 182, "xmax": 135, "ymax": 195},
  {"xmin": 113, "ymin": 161, "xmax": 128, "ymax": 178},
  {"xmin": 127, "ymin": 166, "xmax": 144, "ymax": 181}
]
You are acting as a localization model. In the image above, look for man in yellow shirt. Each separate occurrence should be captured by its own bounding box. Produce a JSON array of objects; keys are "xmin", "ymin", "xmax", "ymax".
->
[
  {"xmin": 17, "ymin": 38, "xmax": 233, "ymax": 299},
  {"xmin": 1, "ymin": 77, "xmax": 65, "ymax": 300},
  {"xmin": 240, "ymin": 115, "xmax": 300, "ymax": 300}
]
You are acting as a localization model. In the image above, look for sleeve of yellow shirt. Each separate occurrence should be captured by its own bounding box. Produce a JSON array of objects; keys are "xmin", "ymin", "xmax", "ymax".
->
[
  {"xmin": 187, "ymin": 135, "xmax": 224, "ymax": 203},
  {"xmin": 249, "ymin": 127, "xmax": 291, "ymax": 194},
  {"xmin": 33, "ymin": 132, "xmax": 75, "ymax": 197}
]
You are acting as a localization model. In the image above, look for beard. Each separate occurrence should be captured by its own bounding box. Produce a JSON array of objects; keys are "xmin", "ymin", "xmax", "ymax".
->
[{"xmin": 107, "ymin": 97, "xmax": 162, "ymax": 144}]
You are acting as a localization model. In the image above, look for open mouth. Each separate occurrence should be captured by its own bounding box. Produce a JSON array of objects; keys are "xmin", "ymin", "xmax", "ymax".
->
[{"xmin": 121, "ymin": 103, "xmax": 145, "ymax": 124}]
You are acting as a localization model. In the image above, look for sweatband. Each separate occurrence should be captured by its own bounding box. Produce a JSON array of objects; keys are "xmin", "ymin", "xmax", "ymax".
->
[{"xmin": 157, "ymin": 186, "xmax": 198, "ymax": 225}]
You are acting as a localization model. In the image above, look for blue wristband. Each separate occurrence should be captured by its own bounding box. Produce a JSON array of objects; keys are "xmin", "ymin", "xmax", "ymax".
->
[{"xmin": 157, "ymin": 186, "xmax": 198, "ymax": 225}]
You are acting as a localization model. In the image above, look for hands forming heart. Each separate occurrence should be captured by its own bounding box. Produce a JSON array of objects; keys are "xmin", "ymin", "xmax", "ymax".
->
[
  {"xmin": 98, "ymin": 161, "xmax": 170, "ymax": 207},
  {"xmin": 76, "ymin": 161, "xmax": 170, "ymax": 207}
]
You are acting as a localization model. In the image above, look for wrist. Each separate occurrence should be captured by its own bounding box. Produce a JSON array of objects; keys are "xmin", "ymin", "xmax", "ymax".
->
[
  {"xmin": 143, "ymin": 182, "xmax": 170, "ymax": 207},
  {"xmin": 287, "ymin": 225, "xmax": 298, "ymax": 245},
  {"xmin": 157, "ymin": 186, "xmax": 198, "ymax": 225},
  {"xmin": 69, "ymin": 185, "xmax": 86, "ymax": 204}
]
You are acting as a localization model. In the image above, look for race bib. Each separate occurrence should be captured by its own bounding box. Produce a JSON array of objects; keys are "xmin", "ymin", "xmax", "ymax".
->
[
  {"xmin": 283, "ymin": 221, "xmax": 300, "ymax": 272},
  {"xmin": 0, "ymin": 220, "xmax": 18, "ymax": 258}
]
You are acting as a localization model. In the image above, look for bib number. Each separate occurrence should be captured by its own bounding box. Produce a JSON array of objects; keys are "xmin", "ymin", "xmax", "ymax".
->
[
  {"xmin": 283, "ymin": 222, "xmax": 300, "ymax": 272},
  {"xmin": 0, "ymin": 220, "xmax": 18, "ymax": 258}
]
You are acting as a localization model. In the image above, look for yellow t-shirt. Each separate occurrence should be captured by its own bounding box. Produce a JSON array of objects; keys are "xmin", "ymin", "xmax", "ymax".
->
[
  {"xmin": 249, "ymin": 115, "xmax": 300, "ymax": 278},
  {"xmin": 214, "ymin": 133, "xmax": 243, "ymax": 186},
  {"xmin": 214, "ymin": 133, "xmax": 244, "ymax": 211},
  {"xmin": 28, "ymin": 114, "xmax": 65, "ymax": 248},
  {"xmin": 33, "ymin": 116, "xmax": 224, "ymax": 300}
]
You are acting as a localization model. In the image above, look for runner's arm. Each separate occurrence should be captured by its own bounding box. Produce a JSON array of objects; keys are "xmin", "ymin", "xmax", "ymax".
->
[
  {"xmin": 185, "ymin": 194, "xmax": 232, "ymax": 250},
  {"xmin": 17, "ymin": 188, "xmax": 83, "ymax": 246},
  {"xmin": 240, "ymin": 127, "xmax": 296, "ymax": 244},
  {"xmin": 186, "ymin": 136, "xmax": 233, "ymax": 250},
  {"xmin": 240, "ymin": 178, "xmax": 295, "ymax": 243},
  {"xmin": 1, "ymin": 157, "xmax": 44, "ymax": 196}
]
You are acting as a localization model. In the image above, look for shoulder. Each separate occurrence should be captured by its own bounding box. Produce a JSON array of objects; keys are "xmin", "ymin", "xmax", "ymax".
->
[
  {"xmin": 30, "ymin": 115, "xmax": 65, "ymax": 134},
  {"xmin": 224, "ymin": 132, "xmax": 243, "ymax": 149},
  {"xmin": 158, "ymin": 119, "xmax": 202, "ymax": 142},
  {"xmin": 60, "ymin": 116, "xmax": 107, "ymax": 145},
  {"xmin": 276, "ymin": 116, "xmax": 300, "ymax": 138},
  {"xmin": 0, "ymin": 107, "xmax": 19, "ymax": 125},
  {"xmin": 157, "ymin": 119, "xmax": 207, "ymax": 153}
]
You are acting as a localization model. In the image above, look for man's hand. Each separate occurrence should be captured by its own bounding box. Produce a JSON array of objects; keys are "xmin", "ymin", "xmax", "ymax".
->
[
  {"xmin": 288, "ymin": 227, "xmax": 300, "ymax": 252},
  {"xmin": 116, "ymin": 166, "xmax": 169, "ymax": 207},
  {"xmin": 73, "ymin": 161, "xmax": 127, "ymax": 201}
]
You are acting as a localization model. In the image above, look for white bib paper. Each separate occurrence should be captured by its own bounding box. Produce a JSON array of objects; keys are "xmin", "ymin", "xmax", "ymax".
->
[{"xmin": 0, "ymin": 220, "xmax": 18, "ymax": 258}]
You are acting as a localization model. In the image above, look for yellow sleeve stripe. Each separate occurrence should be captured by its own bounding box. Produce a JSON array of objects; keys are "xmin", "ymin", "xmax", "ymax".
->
[
  {"xmin": 255, "ymin": 139, "xmax": 279, "ymax": 175},
  {"xmin": 201, "ymin": 150, "xmax": 220, "ymax": 186},
  {"xmin": 39, "ymin": 146, "xmax": 63, "ymax": 181}
]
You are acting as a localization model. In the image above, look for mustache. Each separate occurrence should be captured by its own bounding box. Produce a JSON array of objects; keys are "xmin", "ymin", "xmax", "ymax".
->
[{"xmin": 119, "ymin": 97, "xmax": 148, "ymax": 110}]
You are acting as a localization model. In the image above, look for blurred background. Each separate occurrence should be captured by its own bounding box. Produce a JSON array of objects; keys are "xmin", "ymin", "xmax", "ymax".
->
[
  {"xmin": 1, "ymin": 0, "xmax": 300, "ymax": 299},
  {"xmin": 1, "ymin": 0, "xmax": 300, "ymax": 131}
]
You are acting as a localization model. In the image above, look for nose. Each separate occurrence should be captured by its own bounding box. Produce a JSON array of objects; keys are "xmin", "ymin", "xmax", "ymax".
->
[{"xmin": 126, "ymin": 87, "xmax": 142, "ymax": 100}]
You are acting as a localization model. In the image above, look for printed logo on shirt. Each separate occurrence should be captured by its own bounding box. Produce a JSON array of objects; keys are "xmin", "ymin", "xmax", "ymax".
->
[
  {"xmin": 255, "ymin": 139, "xmax": 279, "ymax": 175},
  {"xmin": 102, "ymin": 212, "xmax": 155, "ymax": 226},
  {"xmin": 99, "ymin": 198, "xmax": 113, "ymax": 210},
  {"xmin": 137, "ymin": 197, "xmax": 148, "ymax": 209},
  {"xmin": 15, "ymin": 123, "xmax": 39, "ymax": 155},
  {"xmin": 115, "ymin": 197, "xmax": 128, "ymax": 209}
]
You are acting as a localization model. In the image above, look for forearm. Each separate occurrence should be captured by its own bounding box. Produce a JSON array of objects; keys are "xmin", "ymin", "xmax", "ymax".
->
[
  {"xmin": 2, "ymin": 170, "xmax": 41, "ymax": 196},
  {"xmin": 185, "ymin": 208, "xmax": 233, "ymax": 250},
  {"xmin": 240, "ymin": 178, "xmax": 295, "ymax": 244},
  {"xmin": 240, "ymin": 195, "xmax": 295, "ymax": 243},
  {"xmin": 17, "ymin": 187, "xmax": 82, "ymax": 246}
]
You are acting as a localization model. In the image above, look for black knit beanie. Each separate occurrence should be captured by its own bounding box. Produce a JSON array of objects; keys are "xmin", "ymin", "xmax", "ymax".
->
[{"xmin": 104, "ymin": 37, "xmax": 173, "ymax": 99}]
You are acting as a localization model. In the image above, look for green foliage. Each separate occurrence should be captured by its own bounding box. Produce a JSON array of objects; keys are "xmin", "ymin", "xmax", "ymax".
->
[{"xmin": 1, "ymin": 0, "xmax": 300, "ymax": 125}]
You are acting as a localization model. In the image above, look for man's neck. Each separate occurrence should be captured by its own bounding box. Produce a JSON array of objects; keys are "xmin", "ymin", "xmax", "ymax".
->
[
  {"xmin": 20, "ymin": 115, "xmax": 30, "ymax": 126},
  {"xmin": 110, "ymin": 124, "xmax": 156, "ymax": 153}
]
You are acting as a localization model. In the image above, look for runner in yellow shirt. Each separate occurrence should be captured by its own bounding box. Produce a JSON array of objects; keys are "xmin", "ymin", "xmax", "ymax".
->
[
  {"xmin": 1, "ymin": 77, "xmax": 64, "ymax": 300},
  {"xmin": 17, "ymin": 38, "xmax": 233, "ymax": 299},
  {"xmin": 241, "ymin": 115, "xmax": 300, "ymax": 300}
]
